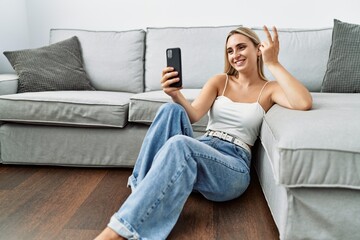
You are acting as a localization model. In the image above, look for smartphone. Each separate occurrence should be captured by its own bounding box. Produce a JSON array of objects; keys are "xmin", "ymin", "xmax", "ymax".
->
[{"xmin": 166, "ymin": 48, "xmax": 182, "ymax": 87}]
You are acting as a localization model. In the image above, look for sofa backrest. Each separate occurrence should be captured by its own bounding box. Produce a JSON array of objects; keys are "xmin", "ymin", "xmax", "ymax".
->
[
  {"xmin": 49, "ymin": 26, "xmax": 332, "ymax": 93},
  {"xmin": 50, "ymin": 29, "xmax": 145, "ymax": 93},
  {"xmin": 253, "ymin": 27, "xmax": 333, "ymax": 92},
  {"xmin": 144, "ymin": 26, "xmax": 238, "ymax": 91},
  {"xmin": 145, "ymin": 26, "xmax": 333, "ymax": 92}
]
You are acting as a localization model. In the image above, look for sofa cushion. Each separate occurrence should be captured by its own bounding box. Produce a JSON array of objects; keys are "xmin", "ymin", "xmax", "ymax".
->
[
  {"xmin": 260, "ymin": 93, "xmax": 360, "ymax": 189},
  {"xmin": 0, "ymin": 91, "xmax": 133, "ymax": 128},
  {"xmin": 129, "ymin": 89, "xmax": 208, "ymax": 132},
  {"xmin": 144, "ymin": 26, "xmax": 238, "ymax": 91},
  {"xmin": 145, "ymin": 26, "xmax": 332, "ymax": 93},
  {"xmin": 253, "ymin": 27, "xmax": 332, "ymax": 92},
  {"xmin": 321, "ymin": 19, "xmax": 360, "ymax": 93},
  {"xmin": 3, "ymin": 36, "xmax": 95, "ymax": 93},
  {"xmin": 50, "ymin": 29, "xmax": 145, "ymax": 93}
]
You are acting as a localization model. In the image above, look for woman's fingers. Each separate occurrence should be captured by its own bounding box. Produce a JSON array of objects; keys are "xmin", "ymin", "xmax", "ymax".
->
[
  {"xmin": 161, "ymin": 67, "xmax": 175, "ymax": 78},
  {"xmin": 272, "ymin": 26, "xmax": 279, "ymax": 48},
  {"xmin": 261, "ymin": 25, "xmax": 279, "ymax": 52},
  {"xmin": 263, "ymin": 25, "xmax": 279, "ymax": 45},
  {"xmin": 161, "ymin": 67, "xmax": 182, "ymax": 97},
  {"xmin": 263, "ymin": 25, "xmax": 273, "ymax": 43},
  {"xmin": 162, "ymin": 77, "xmax": 180, "ymax": 88},
  {"xmin": 260, "ymin": 25, "xmax": 280, "ymax": 66},
  {"xmin": 161, "ymin": 67, "xmax": 180, "ymax": 88},
  {"xmin": 161, "ymin": 67, "xmax": 178, "ymax": 83},
  {"xmin": 161, "ymin": 72, "xmax": 178, "ymax": 83}
]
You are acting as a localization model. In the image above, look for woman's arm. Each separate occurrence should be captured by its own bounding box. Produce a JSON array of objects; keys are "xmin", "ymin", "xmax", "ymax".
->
[
  {"xmin": 161, "ymin": 67, "xmax": 220, "ymax": 123},
  {"xmin": 260, "ymin": 26, "xmax": 313, "ymax": 110}
]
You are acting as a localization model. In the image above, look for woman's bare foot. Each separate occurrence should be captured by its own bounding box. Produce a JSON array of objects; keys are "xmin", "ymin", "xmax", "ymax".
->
[{"xmin": 94, "ymin": 227, "xmax": 126, "ymax": 240}]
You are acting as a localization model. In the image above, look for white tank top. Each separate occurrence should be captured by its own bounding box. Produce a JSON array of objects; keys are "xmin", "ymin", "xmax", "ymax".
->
[{"xmin": 206, "ymin": 74, "xmax": 269, "ymax": 146}]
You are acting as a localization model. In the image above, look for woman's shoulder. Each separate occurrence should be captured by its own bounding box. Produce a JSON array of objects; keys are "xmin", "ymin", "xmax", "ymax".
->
[
  {"xmin": 258, "ymin": 79, "xmax": 276, "ymax": 97},
  {"xmin": 204, "ymin": 73, "xmax": 227, "ymax": 89},
  {"xmin": 200, "ymin": 73, "xmax": 227, "ymax": 96},
  {"xmin": 264, "ymin": 80, "xmax": 280, "ymax": 91},
  {"xmin": 212, "ymin": 73, "xmax": 227, "ymax": 79},
  {"xmin": 207, "ymin": 73, "xmax": 227, "ymax": 84}
]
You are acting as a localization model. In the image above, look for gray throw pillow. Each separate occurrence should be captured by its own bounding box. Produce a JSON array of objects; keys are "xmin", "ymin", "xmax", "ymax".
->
[
  {"xmin": 321, "ymin": 19, "xmax": 360, "ymax": 93},
  {"xmin": 3, "ymin": 36, "xmax": 95, "ymax": 93}
]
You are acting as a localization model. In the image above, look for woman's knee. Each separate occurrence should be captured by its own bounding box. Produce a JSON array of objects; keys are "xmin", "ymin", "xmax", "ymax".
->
[
  {"xmin": 158, "ymin": 102, "xmax": 185, "ymax": 115},
  {"xmin": 167, "ymin": 135, "xmax": 193, "ymax": 148},
  {"xmin": 158, "ymin": 135, "xmax": 195, "ymax": 160},
  {"xmin": 153, "ymin": 135, "xmax": 197, "ymax": 171}
]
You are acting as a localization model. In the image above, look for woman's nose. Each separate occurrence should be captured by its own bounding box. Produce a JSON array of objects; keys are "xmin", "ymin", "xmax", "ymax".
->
[{"xmin": 234, "ymin": 50, "xmax": 241, "ymax": 57}]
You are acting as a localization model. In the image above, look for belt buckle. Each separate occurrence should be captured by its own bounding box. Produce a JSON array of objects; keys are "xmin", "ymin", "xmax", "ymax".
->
[
  {"xmin": 222, "ymin": 131, "xmax": 233, "ymax": 143},
  {"xmin": 220, "ymin": 131, "xmax": 227, "ymax": 140}
]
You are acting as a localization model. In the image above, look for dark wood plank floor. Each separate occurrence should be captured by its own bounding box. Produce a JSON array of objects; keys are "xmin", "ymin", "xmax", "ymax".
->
[{"xmin": 0, "ymin": 164, "xmax": 279, "ymax": 240}]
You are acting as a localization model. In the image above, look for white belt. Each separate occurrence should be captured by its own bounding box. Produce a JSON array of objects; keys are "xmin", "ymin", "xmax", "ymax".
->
[{"xmin": 205, "ymin": 130, "xmax": 251, "ymax": 154}]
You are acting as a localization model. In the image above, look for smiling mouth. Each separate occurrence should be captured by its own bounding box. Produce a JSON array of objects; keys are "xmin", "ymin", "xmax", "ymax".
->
[{"xmin": 234, "ymin": 59, "xmax": 245, "ymax": 66}]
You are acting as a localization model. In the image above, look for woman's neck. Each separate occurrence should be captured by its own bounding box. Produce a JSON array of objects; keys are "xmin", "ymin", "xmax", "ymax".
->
[{"xmin": 233, "ymin": 71, "xmax": 263, "ymax": 87}]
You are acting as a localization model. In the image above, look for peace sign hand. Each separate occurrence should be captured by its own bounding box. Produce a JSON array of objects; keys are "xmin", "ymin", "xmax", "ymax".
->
[{"xmin": 259, "ymin": 26, "xmax": 280, "ymax": 66}]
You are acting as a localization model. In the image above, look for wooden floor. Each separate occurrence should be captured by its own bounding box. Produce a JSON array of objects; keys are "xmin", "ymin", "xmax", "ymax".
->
[{"xmin": 0, "ymin": 164, "xmax": 279, "ymax": 240}]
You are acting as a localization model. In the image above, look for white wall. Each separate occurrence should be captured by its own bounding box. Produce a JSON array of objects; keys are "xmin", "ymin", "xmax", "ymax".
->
[
  {"xmin": 1, "ymin": 0, "xmax": 360, "ymax": 73},
  {"xmin": 25, "ymin": 0, "xmax": 360, "ymax": 47},
  {"xmin": 0, "ymin": 0, "xmax": 29, "ymax": 73}
]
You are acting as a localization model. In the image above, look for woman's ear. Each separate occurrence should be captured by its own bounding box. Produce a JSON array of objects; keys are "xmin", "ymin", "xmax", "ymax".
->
[{"xmin": 257, "ymin": 44, "xmax": 262, "ymax": 57}]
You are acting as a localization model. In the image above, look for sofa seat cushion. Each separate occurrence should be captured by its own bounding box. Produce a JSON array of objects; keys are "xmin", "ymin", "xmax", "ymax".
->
[
  {"xmin": 129, "ymin": 89, "xmax": 208, "ymax": 132},
  {"xmin": 0, "ymin": 91, "xmax": 133, "ymax": 128},
  {"xmin": 261, "ymin": 92, "xmax": 360, "ymax": 189}
]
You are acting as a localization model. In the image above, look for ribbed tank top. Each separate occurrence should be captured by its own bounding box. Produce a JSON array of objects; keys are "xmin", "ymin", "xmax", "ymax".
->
[{"xmin": 206, "ymin": 74, "xmax": 269, "ymax": 146}]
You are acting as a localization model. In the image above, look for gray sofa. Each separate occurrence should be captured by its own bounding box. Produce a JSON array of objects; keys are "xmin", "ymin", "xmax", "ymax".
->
[{"xmin": 0, "ymin": 25, "xmax": 359, "ymax": 240}]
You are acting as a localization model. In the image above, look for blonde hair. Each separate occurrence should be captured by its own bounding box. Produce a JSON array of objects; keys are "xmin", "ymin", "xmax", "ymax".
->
[{"xmin": 224, "ymin": 27, "xmax": 266, "ymax": 80}]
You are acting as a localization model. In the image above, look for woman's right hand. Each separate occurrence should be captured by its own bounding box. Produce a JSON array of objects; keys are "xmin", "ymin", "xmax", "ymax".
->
[{"xmin": 161, "ymin": 67, "xmax": 182, "ymax": 98}]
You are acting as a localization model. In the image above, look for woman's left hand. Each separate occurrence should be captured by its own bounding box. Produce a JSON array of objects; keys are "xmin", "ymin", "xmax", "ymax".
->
[
  {"xmin": 260, "ymin": 26, "xmax": 313, "ymax": 111},
  {"xmin": 259, "ymin": 26, "xmax": 280, "ymax": 66}
]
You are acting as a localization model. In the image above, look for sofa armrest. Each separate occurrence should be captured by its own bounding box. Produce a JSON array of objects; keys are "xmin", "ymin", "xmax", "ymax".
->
[{"xmin": 0, "ymin": 74, "xmax": 18, "ymax": 95}]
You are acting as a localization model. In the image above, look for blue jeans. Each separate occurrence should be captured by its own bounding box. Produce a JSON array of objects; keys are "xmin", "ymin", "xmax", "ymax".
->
[{"xmin": 108, "ymin": 103, "xmax": 251, "ymax": 240}]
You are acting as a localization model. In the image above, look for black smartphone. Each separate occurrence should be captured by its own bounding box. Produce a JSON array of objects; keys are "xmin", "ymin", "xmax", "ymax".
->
[{"xmin": 166, "ymin": 48, "xmax": 182, "ymax": 87}]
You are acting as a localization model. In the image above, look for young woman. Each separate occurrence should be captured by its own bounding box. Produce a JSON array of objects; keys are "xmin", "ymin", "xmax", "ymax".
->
[{"xmin": 95, "ymin": 26, "xmax": 312, "ymax": 240}]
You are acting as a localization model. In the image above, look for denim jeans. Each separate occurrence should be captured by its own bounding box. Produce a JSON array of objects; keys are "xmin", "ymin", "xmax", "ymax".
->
[{"xmin": 108, "ymin": 103, "xmax": 251, "ymax": 240}]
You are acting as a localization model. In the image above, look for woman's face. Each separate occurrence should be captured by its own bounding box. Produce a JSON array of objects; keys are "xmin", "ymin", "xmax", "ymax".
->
[{"xmin": 226, "ymin": 33, "xmax": 259, "ymax": 74}]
